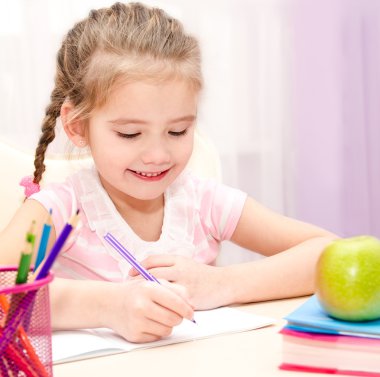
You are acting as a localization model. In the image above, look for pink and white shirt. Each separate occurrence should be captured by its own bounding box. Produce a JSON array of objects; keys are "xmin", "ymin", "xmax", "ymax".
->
[{"xmin": 30, "ymin": 167, "xmax": 247, "ymax": 282}]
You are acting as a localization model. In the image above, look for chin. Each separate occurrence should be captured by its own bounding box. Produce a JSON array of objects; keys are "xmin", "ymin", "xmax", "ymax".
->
[{"xmin": 127, "ymin": 186, "xmax": 166, "ymax": 201}]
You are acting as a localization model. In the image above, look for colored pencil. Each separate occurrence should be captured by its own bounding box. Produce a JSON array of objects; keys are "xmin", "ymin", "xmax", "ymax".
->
[
  {"xmin": 34, "ymin": 209, "xmax": 80, "ymax": 280},
  {"xmin": 1, "ymin": 284, "xmax": 48, "ymax": 375},
  {"xmin": 15, "ymin": 221, "xmax": 36, "ymax": 285},
  {"xmin": 0, "ymin": 327, "xmax": 39, "ymax": 377},
  {"xmin": 104, "ymin": 232, "xmax": 196, "ymax": 324},
  {"xmin": 0, "ymin": 355, "xmax": 10, "ymax": 377},
  {"xmin": 104, "ymin": 233, "xmax": 159, "ymax": 282},
  {"xmin": 34, "ymin": 209, "xmax": 52, "ymax": 271},
  {"xmin": 8, "ymin": 222, "xmax": 37, "ymax": 325},
  {"xmin": 16, "ymin": 326, "xmax": 48, "ymax": 377},
  {"xmin": 1, "ymin": 291, "xmax": 36, "ymax": 354},
  {"xmin": 1, "ymin": 205, "xmax": 79, "ymax": 354},
  {"xmin": 1, "ymin": 219, "xmax": 51, "ymax": 377},
  {"xmin": 1, "ymin": 211, "xmax": 79, "ymax": 376}
]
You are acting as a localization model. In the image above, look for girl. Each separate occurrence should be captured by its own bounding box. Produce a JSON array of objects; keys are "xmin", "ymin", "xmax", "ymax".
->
[{"xmin": 0, "ymin": 2, "xmax": 336, "ymax": 343}]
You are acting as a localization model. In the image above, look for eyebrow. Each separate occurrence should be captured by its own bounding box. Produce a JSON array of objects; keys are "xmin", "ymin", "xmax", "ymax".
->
[{"xmin": 108, "ymin": 115, "xmax": 197, "ymax": 126}]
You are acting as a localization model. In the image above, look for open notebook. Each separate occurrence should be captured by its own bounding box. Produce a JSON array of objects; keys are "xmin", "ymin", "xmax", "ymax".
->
[{"xmin": 53, "ymin": 306, "xmax": 276, "ymax": 363}]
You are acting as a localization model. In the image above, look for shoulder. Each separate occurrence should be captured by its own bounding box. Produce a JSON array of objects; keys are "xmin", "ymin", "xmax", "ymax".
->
[
  {"xmin": 32, "ymin": 167, "xmax": 96, "ymax": 196},
  {"xmin": 174, "ymin": 171, "xmax": 247, "ymax": 207},
  {"xmin": 30, "ymin": 178, "xmax": 75, "ymax": 214},
  {"xmin": 195, "ymin": 172, "xmax": 247, "ymax": 240},
  {"xmin": 169, "ymin": 171, "xmax": 247, "ymax": 238},
  {"xmin": 170, "ymin": 170, "xmax": 219, "ymax": 195},
  {"xmin": 29, "ymin": 167, "xmax": 96, "ymax": 222}
]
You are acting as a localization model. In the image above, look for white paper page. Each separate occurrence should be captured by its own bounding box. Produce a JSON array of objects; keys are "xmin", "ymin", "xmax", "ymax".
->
[{"xmin": 53, "ymin": 307, "xmax": 276, "ymax": 363}]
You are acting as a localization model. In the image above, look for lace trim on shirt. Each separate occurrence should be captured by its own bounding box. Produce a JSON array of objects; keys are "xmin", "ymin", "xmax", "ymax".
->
[{"xmin": 69, "ymin": 167, "xmax": 196, "ymax": 279}]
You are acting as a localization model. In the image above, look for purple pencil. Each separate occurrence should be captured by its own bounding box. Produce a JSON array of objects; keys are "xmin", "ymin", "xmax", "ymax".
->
[
  {"xmin": 103, "ymin": 232, "xmax": 196, "ymax": 324},
  {"xmin": 104, "ymin": 233, "xmax": 159, "ymax": 283},
  {"xmin": 34, "ymin": 210, "xmax": 80, "ymax": 280}
]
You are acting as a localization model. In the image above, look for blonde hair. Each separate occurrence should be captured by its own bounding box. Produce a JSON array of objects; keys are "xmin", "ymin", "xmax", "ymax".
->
[{"xmin": 33, "ymin": 2, "xmax": 202, "ymax": 184}]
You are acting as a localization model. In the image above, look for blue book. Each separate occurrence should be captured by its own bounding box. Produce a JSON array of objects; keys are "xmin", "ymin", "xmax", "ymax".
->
[{"xmin": 285, "ymin": 295, "xmax": 380, "ymax": 338}]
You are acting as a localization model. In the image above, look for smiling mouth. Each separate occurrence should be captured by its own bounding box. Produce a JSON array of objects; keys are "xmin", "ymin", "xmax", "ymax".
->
[{"xmin": 128, "ymin": 169, "xmax": 170, "ymax": 179}]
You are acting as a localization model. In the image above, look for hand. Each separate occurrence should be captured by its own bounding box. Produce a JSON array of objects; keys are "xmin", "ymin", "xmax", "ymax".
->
[
  {"xmin": 102, "ymin": 279, "xmax": 194, "ymax": 343},
  {"xmin": 128, "ymin": 255, "xmax": 229, "ymax": 310}
]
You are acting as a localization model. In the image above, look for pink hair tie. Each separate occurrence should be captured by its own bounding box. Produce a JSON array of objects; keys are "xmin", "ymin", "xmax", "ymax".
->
[{"xmin": 20, "ymin": 176, "xmax": 41, "ymax": 198}]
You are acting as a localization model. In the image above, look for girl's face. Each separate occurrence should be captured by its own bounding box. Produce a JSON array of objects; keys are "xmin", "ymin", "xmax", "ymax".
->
[{"xmin": 86, "ymin": 78, "xmax": 198, "ymax": 204}]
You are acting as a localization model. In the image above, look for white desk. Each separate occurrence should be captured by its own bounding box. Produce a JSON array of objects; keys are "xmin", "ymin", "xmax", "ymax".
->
[{"xmin": 53, "ymin": 296, "xmax": 326, "ymax": 377}]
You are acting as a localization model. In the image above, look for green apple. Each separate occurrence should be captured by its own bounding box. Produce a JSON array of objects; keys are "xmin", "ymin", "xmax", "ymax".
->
[{"xmin": 315, "ymin": 235, "xmax": 380, "ymax": 321}]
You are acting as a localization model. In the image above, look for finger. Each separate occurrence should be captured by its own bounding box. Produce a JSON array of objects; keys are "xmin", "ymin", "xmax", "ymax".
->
[
  {"xmin": 160, "ymin": 280, "xmax": 193, "ymax": 307},
  {"xmin": 128, "ymin": 265, "xmax": 177, "ymax": 282},
  {"xmin": 127, "ymin": 322, "xmax": 170, "ymax": 343},
  {"xmin": 142, "ymin": 255, "xmax": 178, "ymax": 270},
  {"xmin": 133, "ymin": 333, "xmax": 161, "ymax": 343},
  {"xmin": 128, "ymin": 255, "xmax": 177, "ymax": 277},
  {"xmin": 129, "ymin": 274, "xmax": 192, "ymax": 305},
  {"xmin": 151, "ymin": 284, "xmax": 194, "ymax": 321},
  {"xmin": 144, "ymin": 299, "xmax": 184, "ymax": 328},
  {"xmin": 141, "ymin": 318, "xmax": 174, "ymax": 339},
  {"xmin": 128, "ymin": 273, "xmax": 145, "ymax": 281},
  {"xmin": 128, "ymin": 254, "xmax": 176, "ymax": 276},
  {"xmin": 150, "ymin": 266, "xmax": 179, "ymax": 282}
]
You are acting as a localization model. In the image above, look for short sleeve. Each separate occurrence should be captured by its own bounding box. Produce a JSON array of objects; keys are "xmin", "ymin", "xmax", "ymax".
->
[
  {"xmin": 29, "ymin": 181, "xmax": 77, "ymax": 238},
  {"xmin": 195, "ymin": 177, "xmax": 247, "ymax": 241}
]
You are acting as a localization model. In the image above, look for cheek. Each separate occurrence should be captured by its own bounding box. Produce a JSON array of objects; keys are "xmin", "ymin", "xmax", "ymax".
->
[
  {"xmin": 177, "ymin": 138, "xmax": 194, "ymax": 163},
  {"xmin": 89, "ymin": 129, "xmax": 125, "ymax": 158},
  {"xmin": 89, "ymin": 137, "xmax": 125, "ymax": 170}
]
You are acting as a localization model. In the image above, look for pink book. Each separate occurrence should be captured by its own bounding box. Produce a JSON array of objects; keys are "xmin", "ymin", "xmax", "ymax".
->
[
  {"xmin": 279, "ymin": 327, "xmax": 380, "ymax": 376},
  {"xmin": 281, "ymin": 327, "xmax": 380, "ymax": 346},
  {"xmin": 280, "ymin": 363, "xmax": 380, "ymax": 377}
]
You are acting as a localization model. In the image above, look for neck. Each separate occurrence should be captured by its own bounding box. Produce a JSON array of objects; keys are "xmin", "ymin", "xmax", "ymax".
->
[
  {"xmin": 113, "ymin": 195, "xmax": 165, "ymax": 242},
  {"xmin": 113, "ymin": 193, "xmax": 164, "ymax": 216},
  {"xmin": 98, "ymin": 175, "xmax": 165, "ymax": 240}
]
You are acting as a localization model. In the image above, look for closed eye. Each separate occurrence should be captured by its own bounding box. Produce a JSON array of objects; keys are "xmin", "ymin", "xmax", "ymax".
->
[
  {"xmin": 116, "ymin": 132, "xmax": 140, "ymax": 139},
  {"xmin": 169, "ymin": 129, "xmax": 188, "ymax": 137}
]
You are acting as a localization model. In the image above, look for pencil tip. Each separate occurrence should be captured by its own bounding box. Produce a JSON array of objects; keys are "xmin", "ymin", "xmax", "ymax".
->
[{"xmin": 76, "ymin": 209, "xmax": 80, "ymax": 215}]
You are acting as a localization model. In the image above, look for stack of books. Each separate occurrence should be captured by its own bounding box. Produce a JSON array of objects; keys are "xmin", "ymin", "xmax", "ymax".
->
[{"xmin": 279, "ymin": 295, "xmax": 380, "ymax": 376}]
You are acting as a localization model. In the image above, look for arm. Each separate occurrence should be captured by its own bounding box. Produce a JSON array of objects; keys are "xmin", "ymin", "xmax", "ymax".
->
[
  {"xmin": 223, "ymin": 196, "xmax": 338, "ymax": 303},
  {"xmin": 0, "ymin": 200, "xmax": 194, "ymax": 343},
  {"xmin": 0, "ymin": 199, "xmax": 56, "ymax": 266},
  {"xmin": 130, "ymin": 197, "xmax": 338, "ymax": 309},
  {"xmin": 50, "ymin": 277, "xmax": 194, "ymax": 343}
]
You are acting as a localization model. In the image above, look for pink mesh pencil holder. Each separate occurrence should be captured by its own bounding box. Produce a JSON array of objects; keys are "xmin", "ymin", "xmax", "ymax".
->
[{"xmin": 0, "ymin": 266, "xmax": 53, "ymax": 377}]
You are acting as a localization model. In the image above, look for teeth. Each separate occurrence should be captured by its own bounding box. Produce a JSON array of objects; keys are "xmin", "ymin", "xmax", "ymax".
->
[{"xmin": 135, "ymin": 171, "xmax": 162, "ymax": 177}]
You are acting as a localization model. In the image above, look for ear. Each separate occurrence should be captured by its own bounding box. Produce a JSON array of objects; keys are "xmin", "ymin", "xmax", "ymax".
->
[{"xmin": 61, "ymin": 101, "xmax": 88, "ymax": 147}]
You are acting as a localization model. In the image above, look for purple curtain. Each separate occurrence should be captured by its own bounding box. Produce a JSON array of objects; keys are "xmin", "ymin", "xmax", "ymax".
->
[{"xmin": 291, "ymin": 0, "xmax": 380, "ymax": 238}]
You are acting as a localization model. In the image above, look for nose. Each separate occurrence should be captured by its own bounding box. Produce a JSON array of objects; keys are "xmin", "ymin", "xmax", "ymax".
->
[{"xmin": 140, "ymin": 137, "xmax": 171, "ymax": 166}]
